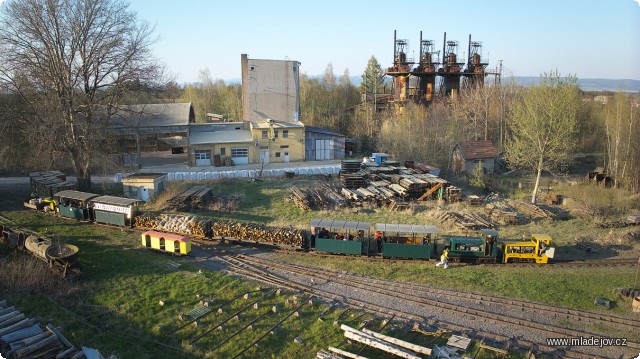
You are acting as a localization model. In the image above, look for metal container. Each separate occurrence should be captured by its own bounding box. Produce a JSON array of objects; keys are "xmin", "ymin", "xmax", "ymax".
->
[{"xmin": 24, "ymin": 235, "xmax": 50, "ymax": 260}]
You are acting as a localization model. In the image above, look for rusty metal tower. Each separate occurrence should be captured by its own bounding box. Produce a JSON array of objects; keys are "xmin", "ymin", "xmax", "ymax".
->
[
  {"xmin": 437, "ymin": 32, "xmax": 464, "ymax": 98},
  {"xmin": 411, "ymin": 31, "xmax": 439, "ymax": 105},
  {"xmin": 462, "ymin": 35, "xmax": 489, "ymax": 89},
  {"xmin": 385, "ymin": 30, "xmax": 413, "ymax": 105}
]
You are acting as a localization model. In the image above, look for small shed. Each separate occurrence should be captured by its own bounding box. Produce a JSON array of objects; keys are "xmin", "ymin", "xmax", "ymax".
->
[
  {"xmin": 121, "ymin": 173, "xmax": 167, "ymax": 201},
  {"xmin": 452, "ymin": 140, "xmax": 498, "ymax": 174},
  {"xmin": 91, "ymin": 196, "xmax": 144, "ymax": 227}
]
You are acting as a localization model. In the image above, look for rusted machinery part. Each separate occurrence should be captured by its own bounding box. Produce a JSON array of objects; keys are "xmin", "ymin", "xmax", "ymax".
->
[
  {"xmin": 46, "ymin": 243, "xmax": 79, "ymax": 259},
  {"xmin": 24, "ymin": 234, "xmax": 50, "ymax": 260}
]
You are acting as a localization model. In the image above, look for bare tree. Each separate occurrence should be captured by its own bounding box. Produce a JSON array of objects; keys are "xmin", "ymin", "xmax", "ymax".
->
[{"xmin": 0, "ymin": 0, "xmax": 160, "ymax": 189}]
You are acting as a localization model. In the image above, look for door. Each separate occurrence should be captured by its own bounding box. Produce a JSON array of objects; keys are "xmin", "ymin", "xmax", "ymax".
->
[
  {"xmin": 195, "ymin": 150, "xmax": 211, "ymax": 166},
  {"xmin": 284, "ymin": 152, "xmax": 290, "ymax": 163},
  {"xmin": 231, "ymin": 147, "xmax": 249, "ymax": 165}
]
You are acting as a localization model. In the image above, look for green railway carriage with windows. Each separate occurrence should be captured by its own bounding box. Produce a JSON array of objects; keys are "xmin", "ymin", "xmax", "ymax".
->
[
  {"xmin": 310, "ymin": 218, "xmax": 373, "ymax": 255},
  {"xmin": 376, "ymin": 223, "xmax": 438, "ymax": 259},
  {"xmin": 54, "ymin": 190, "xmax": 99, "ymax": 220},
  {"xmin": 445, "ymin": 228, "xmax": 500, "ymax": 263},
  {"xmin": 90, "ymin": 196, "xmax": 144, "ymax": 227}
]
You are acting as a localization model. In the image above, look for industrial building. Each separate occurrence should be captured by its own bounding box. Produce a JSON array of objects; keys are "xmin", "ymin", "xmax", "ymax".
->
[{"xmin": 385, "ymin": 31, "xmax": 501, "ymax": 106}]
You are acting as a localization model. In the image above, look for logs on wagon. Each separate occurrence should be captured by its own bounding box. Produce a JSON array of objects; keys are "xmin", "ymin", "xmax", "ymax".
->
[
  {"xmin": 211, "ymin": 221, "xmax": 305, "ymax": 247},
  {"xmin": 135, "ymin": 213, "xmax": 212, "ymax": 237}
]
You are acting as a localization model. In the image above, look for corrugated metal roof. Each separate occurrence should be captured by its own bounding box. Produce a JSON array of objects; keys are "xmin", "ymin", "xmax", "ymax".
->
[
  {"xmin": 375, "ymin": 223, "xmax": 439, "ymax": 234},
  {"xmin": 455, "ymin": 140, "xmax": 498, "ymax": 160},
  {"xmin": 54, "ymin": 190, "xmax": 100, "ymax": 202},
  {"xmin": 304, "ymin": 125, "xmax": 346, "ymax": 137},
  {"xmin": 91, "ymin": 195, "xmax": 143, "ymax": 207},
  {"xmin": 190, "ymin": 130, "xmax": 253, "ymax": 145},
  {"xmin": 309, "ymin": 218, "xmax": 370, "ymax": 231},
  {"xmin": 109, "ymin": 103, "xmax": 194, "ymax": 129}
]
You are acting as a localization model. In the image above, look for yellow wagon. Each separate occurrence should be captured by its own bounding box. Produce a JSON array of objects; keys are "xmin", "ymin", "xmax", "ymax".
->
[{"xmin": 141, "ymin": 231, "xmax": 191, "ymax": 256}]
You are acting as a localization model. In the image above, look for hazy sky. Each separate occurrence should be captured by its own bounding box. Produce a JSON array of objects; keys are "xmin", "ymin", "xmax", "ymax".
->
[{"xmin": 81, "ymin": 0, "xmax": 640, "ymax": 83}]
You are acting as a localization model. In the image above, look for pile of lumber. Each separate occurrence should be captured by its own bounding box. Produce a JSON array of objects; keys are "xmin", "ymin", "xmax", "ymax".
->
[
  {"xmin": 166, "ymin": 186, "xmax": 214, "ymax": 210},
  {"xmin": 340, "ymin": 160, "xmax": 362, "ymax": 173},
  {"xmin": 290, "ymin": 185, "xmax": 347, "ymax": 210},
  {"xmin": 0, "ymin": 299, "xmax": 95, "ymax": 359},
  {"xmin": 484, "ymin": 201, "xmax": 521, "ymax": 225},
  {"xmin": 29, "ymin": 171, "xmax": 76, "ymax": 197},
  {"xmin": 212, "ymin": 221, "xmax": 305, "ymax": 247},
  {"xmin": 435, "ymin": 210, "xmax": 495, "ymax": 230},
  {"xmin": 317, "ymin": 324, "xmax": 431, "ymax": 359},
  {"xmin": 508, "ymin": 200, "xmax": 555, "ymax": 220},
  {"xmin": 290, "ymin": 187, "xmax": 311, "ymax": 210},
  {"xmin": 340, "ymin": 171, "xmax": 367, "ymax": 189},
  {"xmin": 135, "ymin": 213, "xmax": 212, "ymax": 237}
]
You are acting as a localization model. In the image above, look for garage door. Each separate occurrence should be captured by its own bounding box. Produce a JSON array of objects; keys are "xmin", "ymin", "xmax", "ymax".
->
[
  {"xmin": 231, "ymin": 147, "xmax": 249, "ymax": 165},
  {"xmin": 194, "ymin": 150, "xmax": 211, "ymax": 166},
  {"xmin": 315, "ymin": 140, "xmax": 334, "ymax": 160}
]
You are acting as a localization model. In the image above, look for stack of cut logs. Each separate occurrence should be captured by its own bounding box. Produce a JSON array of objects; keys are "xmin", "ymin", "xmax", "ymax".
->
[
  {"xmin": 290, "ymin": 187, "xmax": 311, "ymax": 210},
  {"xmin": 135, "ymin": 213, "xmax": 212, "ymax": 237},
  {"xmin": 212, "ymin": 221, "xmax": 305, "ymax": 247},
  {"xmin": 166, "ymin": 186, "xmax": 214, "ymax": 210}
]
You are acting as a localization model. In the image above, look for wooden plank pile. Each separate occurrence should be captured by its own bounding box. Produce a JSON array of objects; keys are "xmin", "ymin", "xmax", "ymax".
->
[
  {"xmin": 29, "ymin": 171, "xmax": 76, "ymax": 197},
  {"xmin": 435, "ymin": 210, "xmax": 495, "ymax": 230},
  {"xmin": 290, "ymin": 187, "xmax": 311, "ymax": 210},
  {"xmin": 318, "ymin": 324, "xmax": 432, "ymax": 359},
  {"xmin": 134, "ymin": 213, "xmax": 212, "ymax": 237},
  {"xmin": 340, "ymin": 160, "xmax": 366, "ymax": 189},
  {"xmin": 0, "ymin": 299, "xmax": 92, "ymax": 359},
  {"xmin": 212, "ymin": 221, "xmax": 305, "ymax": 247},
  {"xmin": 507, "ymin": 200, "xmax": 555, "ymax": 220},
  {"xmin": 484, "ymin": 201, "xmax": 521, "ymax": 225},
  {"xmin": 166, "ymin": 186, "xmax": 214, "ymax": 211}
]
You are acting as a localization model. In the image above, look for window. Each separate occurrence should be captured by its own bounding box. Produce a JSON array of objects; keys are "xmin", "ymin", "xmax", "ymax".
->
[
  {"xmin": 274, "ymin": 130, "xmax": 279, "ymax": 138},
  {"xmin": 275, "ymin": 152, "xmax": 281, "ymax": 158},
  {"xmin": 231, "ymin": 147, "xmax": 248, "ymax": 157},
  {"xmin": 261, "ymin": 130, "xmax": 267, "ymax": 139},
  {"xmin": 195, "ymin": 150, "xmax": 211, "ymax": 160},
  {"xmin": 282, "ymin": 130, "xmax": 289, "ymax": 138},
  {"xmin": 220, "ymin": 148, "xmax": 226, "ymax": 156},
  {"xmin": 280, "ymin": 145, "xmax": 289, "ymax": 149}
]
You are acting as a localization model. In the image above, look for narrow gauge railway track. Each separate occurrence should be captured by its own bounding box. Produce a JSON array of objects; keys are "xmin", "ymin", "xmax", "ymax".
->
[
  {"xmin": 188, "ymin": 244, "xmax": 631, "ymax": 358},
  {"xmin": 267, "ymin": 244, "xmax": 639, "ymax": 268},
  {"xmin": 235, "ymin": 253, "xmax": 640, "ymax": 334}
]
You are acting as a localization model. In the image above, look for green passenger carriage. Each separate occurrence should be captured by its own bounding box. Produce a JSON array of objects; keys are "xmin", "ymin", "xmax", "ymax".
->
[{"xmin": 377, "ymin": 223, "xmax": 438, "ymax": 259}]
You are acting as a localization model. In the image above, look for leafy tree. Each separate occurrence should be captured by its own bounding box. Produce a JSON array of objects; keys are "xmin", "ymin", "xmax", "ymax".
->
[
  {"xmin": 0, "ymin": 0, "xmax": 160, "ymax": 189},
  {"xmin": 505, "ymin": 71, "xmax": 581, "ymax": 203},
  {"xmin": 360, "ymin": 56, "xmax": 385, "ymax": 96}
]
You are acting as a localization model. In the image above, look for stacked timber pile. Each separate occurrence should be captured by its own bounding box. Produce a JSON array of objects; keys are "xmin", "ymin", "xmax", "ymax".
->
[
  {"xmin": 290, "ymin": 185, "xmax": 347, "ymax": 210},
  {"xmin": 290, "ymin": 187, "xmax": 311, "ymax": 210},
  {"xmin": 484, "ymin": 201, "xmax": 521, "ymax": 225},
  {"xmin": 397, "ymin": 175, "xmax": 429, "ymax": 198},
  {"xmin": 435, "ymin": 210, "xmax": 496, "ymax": 230},
  {"xmin": 29, "ymin": 171, "xmax": 76, "ymax": 197},
  {"xmin": 340, "ymin": 160, "xmax": 366, "ymax": 189},
  {"xmin": 135, "ymin": 213, "xmax": 212, "ymax": 237},
  {"xmin": 211, "ymin": 221, "xmax": 305, "ymax": 247},
  {"xmin": 166, "ymin": 186, "xmax": 213, "ymax": 210},
  {"xmin": 507, "ymin": 200, "xmax": 556, "ymax": 220},
  {"xmin": 0, "ymin": 299, "xmax": 102, "ymax": 359}
]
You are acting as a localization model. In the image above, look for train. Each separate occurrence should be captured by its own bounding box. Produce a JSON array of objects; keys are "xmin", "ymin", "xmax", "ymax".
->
[{"xmin": 21, "ymin": 190, "xmax": 555, "ymax": 264}]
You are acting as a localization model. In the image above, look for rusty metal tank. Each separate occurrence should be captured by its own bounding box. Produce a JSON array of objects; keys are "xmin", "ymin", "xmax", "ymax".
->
[
  {"xmin": 25, "ymin": 235, "xmax": 50, "ymax": 260},
  {"xmin": 24, "ymin": 235, "xmax": 78, "ymax": 261}
]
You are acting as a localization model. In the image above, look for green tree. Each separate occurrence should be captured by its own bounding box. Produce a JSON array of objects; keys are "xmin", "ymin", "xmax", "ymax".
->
[
  {"xmin": 0, "ymin": 0, "xmax": 159, "ymax": 189},
  {"xmin": 602, "ymin": 93, "xmax": 640, "ymax": 191},
  {"xmin": 505, "ymin": 72, "xmax": 581, "ymax": 203},
  {"xmin": 360, "ymin": 56, "xmax": 385, "ymax": 95}
]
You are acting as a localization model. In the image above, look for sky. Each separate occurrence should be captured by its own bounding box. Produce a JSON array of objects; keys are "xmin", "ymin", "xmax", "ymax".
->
[{"xmin": 3, "ymin": 0, "xmax": 639, "ymax": 83}]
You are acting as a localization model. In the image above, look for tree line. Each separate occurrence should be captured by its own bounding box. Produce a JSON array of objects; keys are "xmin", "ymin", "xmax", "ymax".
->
[{"xmin": 0, "ymin": 0, "xmax": 638, "ymax": 198}]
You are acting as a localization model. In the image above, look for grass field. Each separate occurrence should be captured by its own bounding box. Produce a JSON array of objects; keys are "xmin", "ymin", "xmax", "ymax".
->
[{"xmin": 0, "ymin": 175, "xmax": 639, "ymax": 358}]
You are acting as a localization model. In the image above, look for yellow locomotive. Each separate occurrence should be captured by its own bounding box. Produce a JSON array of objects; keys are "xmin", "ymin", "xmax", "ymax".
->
[{"xmin": 503, "ymin": 234, "xmax": 555, "ymax": 264}]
